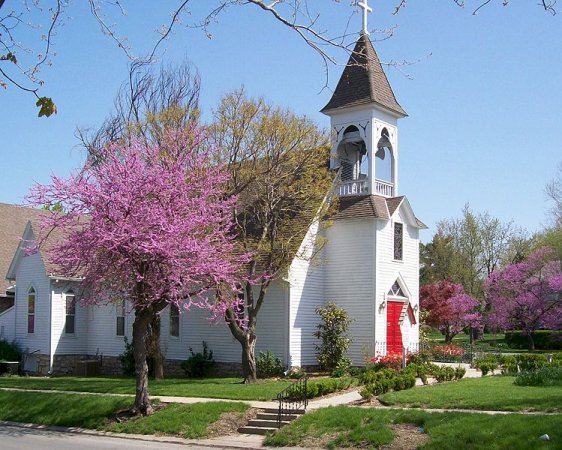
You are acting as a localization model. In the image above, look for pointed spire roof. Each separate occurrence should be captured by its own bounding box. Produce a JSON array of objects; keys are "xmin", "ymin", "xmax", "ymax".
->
[{"xmin": 321, "ymin": 33, "xmax": 407, "ymax": 117}]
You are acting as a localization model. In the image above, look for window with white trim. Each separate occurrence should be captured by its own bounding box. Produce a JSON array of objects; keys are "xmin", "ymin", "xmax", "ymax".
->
[
  {"xmin": 116, "ymin": 300, "xmax": 125, "ymax": 337},
  {"xmin": 65, "ymin": 290, "xmax": 76, "ymax": 334},
  {"xmin": 27, "ymin": 287, "xmax": 35, "ymax": 334},
  {"xmin": 388, "ymin": 281, "xmax": 406, "ymax": 298},
  {"xmin": 170, "ymin": 303, "xmax": 180, "ymax": 338},
  {"xmin": 393, "ymin": 222, "xmax": 403, "ymax": 261}
]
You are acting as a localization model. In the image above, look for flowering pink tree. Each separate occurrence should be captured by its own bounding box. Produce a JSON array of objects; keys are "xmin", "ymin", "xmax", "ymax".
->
[
  {"xmin": 485, "ymin": 247, "xmax": 562, "ymax": 351},
  {"xmin": 420, "ymin": 281, "xmax": 482, "ymax": 343},
  {"xmin": 27, "ymin": 128, "xmax": 245, "ymax": 415}
]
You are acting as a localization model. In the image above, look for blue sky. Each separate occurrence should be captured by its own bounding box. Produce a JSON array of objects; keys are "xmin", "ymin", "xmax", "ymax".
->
[{"xmin": 1, "ymin": 1, "xmax": 560, "ymax": 241}]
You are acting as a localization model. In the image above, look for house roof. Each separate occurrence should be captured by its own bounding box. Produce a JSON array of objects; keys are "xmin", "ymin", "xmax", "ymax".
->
[
  {"xmin": 334, "ymin": 194, "xmax": 426, "ymax": 229},
  {"xmin": 321, "ymin": 33, "xmax": 407, "ymax": 117},
  {"xmin": 0, "ymin": 203, "xmax": 44, "ymax": 294}
]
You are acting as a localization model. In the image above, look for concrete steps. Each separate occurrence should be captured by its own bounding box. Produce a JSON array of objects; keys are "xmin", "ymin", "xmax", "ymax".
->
[{"xmin": 238, "ymin": 407, "xmax": 305, "ymax": 435}]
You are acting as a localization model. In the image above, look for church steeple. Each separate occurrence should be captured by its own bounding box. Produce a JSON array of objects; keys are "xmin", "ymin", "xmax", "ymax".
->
[
  {"xmin": 321, "ymin": 8, "xmax": 407, "ymax": 199},
  {"xmin": 321, "ymin": 34, "xmax": 407, "ymax": 117}
]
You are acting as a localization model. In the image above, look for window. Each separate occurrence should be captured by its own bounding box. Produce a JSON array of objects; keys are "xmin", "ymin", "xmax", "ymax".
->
[
  {"xmin": 170, "ymin": 303, "xmax": 180, "ymax": 338},
  {"xmin": 27, "ymin": 287, "xmax": 35, "ymax": 334},
  {"xmin": 393, "ymin": 222, "xmax": 403, "ymax": 260},
  {"xmin": 388, "ymin": 281, "xmax": 406, "ymax": 298},
  {"xmin": 65, "ymin": 290, "xmax": 76, "ymax": 334},
  {"xmin": 116, "ymin": 300, "xmax": 125, "ymax": 337}
]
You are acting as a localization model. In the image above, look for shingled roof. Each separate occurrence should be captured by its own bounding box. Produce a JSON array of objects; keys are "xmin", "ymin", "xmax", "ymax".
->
[
  {"xmin": 321, "ymin": 33, "xmax": 407, "ymax": 117},
  {"xmin": 335, "ymin": 194, "xmax": 425, "ymax": 229},
  {"xmin": 0, "ymin": 203, "xmax": 44, "ymax": 295}
]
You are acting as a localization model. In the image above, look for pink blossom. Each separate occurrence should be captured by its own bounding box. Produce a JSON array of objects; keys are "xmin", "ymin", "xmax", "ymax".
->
[{"xmin": 25, "ymin": 127, "xmax": 249, "ymax": 320}]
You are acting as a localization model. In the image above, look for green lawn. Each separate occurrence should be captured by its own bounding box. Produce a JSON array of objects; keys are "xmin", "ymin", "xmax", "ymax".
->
[
  {"xmin": 0, "ymin": 376, "xmax": 291, "ymax": 401},
  {"xmin": 0, "ymin": 390, "xmax": 248, "ymax": 438},
  {"xmin": 0, "ymin": 390, "xmax": 132, "ymax": 428},
  {"xmin": 380, "ymin": 376, "xmax": 562, "ymax": 412},
  {"xmin": 106, "ymin": 401, "xmax": 249, "ymax": 438},
  {"xmin": 265, "ymin": 406, "xmax": 562, "ymax": 450}
]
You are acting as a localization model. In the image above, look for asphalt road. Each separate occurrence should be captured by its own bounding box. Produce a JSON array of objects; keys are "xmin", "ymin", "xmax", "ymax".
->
[{"xmin": 0, "ymin": 424, "xmax": 240, "ymax": 450}]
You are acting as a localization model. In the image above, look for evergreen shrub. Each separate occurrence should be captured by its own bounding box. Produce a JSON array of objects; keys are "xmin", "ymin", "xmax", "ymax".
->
[
  {"xmin": 0, "ymin": 339, "xmax": 20, "ymax": 361},
  {"xmin": 181, "ymin": 341, "xmax": 215, "ymax": 378},
  {"xmin": 256, "ymin": 350, "xmax": 284, "ymax": 378},
  {"xmin": 314, "ymin": 302, "xmax": 353, "ymax": 372}
]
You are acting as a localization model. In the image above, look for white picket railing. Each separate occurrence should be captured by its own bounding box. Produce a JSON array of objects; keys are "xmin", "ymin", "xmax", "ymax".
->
[{"xmin": 338, "ymin": 179, "xmax": 394, "ymax": 197}]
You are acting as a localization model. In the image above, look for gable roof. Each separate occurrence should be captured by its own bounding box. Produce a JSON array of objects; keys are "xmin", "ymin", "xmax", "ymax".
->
[
  {"xmin": 321, "ymin": 33, "xmax": 407, "ymax": 117},
  {"xmin": 0, "ymin": 203, "xmax": 46, "ymax": 294},
  {"xmin": 334, "ymin": 194, "xmax": 426, "ymax": 229}
]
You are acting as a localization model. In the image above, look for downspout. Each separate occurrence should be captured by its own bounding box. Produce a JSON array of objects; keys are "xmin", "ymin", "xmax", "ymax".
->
[
  {"xmin": 49, "ymin": 279, "xmax": 53, "ymax": 374},
  {"xmin": 281, "ymin": 276, "xmax": 291, "ymax": 370}
]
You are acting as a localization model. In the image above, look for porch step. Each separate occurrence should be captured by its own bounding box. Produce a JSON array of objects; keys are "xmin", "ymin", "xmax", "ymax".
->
[
  {"xmin": 238, "ymin": 425, "xmax": 279, "ymax": 436},
  {"xmin": 237, "ymin": 407, "xmax": 305, "ymax": 435},
  {"xmin": 256, "ymin": 412, "xmax": 300, "ymax": 421}
]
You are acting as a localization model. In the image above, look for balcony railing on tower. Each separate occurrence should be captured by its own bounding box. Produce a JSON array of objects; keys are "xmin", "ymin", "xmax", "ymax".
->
[{"xmin": 338, "ymin": 178, "xmax": 394, "ymax": 197}]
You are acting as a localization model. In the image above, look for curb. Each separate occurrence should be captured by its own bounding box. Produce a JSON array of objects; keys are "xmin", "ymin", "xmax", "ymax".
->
[{"xmin": 0, "ymin": 420, "xmax": 266, "ymax": 449}]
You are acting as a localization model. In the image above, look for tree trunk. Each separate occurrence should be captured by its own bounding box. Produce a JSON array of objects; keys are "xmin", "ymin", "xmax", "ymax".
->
[
  {"xmin": 528, "ymin": 332, "xmax": 535, "ymax": 352},
  {"xmin": 148, "ymin": 315, "xmax": 164, "ymax": 380},
  {"xmin": 241, "ymin": 331, "xmax": 257, "ymax": 383},
  {"xmin": 444, "ymin": 327, "xmax": 453, "ymax": 344},
  {"xmin": 132, "ymin": 307, "xmax": 154, "ymax": 416}
]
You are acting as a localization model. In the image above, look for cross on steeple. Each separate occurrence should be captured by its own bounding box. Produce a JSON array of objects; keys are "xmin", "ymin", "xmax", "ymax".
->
[{"xmin": 357, "ymin": 0, "xmax": 372, "ymax": 35}]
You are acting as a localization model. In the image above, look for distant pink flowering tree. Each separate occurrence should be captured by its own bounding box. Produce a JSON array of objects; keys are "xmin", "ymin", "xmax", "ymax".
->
[
  {"xmin": 485, "ymin": 246, "xmax": 562, "ymax": 351},
  {"xmin": 27, "ymin": 128, "xmax": 246, "ymax": 415},
  {"xmin": 420, "ymin": 281, "xmax": 482, "ymax": 343}
]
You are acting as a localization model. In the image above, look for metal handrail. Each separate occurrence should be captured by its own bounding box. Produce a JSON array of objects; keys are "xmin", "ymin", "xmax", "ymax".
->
[{"xmin": 276, "ymin": 376, "xmax": 308, "ymax": 428}]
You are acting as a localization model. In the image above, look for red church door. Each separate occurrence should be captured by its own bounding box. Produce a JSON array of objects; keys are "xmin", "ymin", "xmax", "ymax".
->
[{"xmin": 386, "ymin": 301, "xmax": 403, "ymax": 355}]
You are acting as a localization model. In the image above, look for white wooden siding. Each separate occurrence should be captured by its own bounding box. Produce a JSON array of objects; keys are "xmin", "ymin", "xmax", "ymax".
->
[
  {"xmin": 375, "ymin": 206, "xmax": 420, "ymax": 351},
  {"xmin": 0, "ymin": 306, "xmax": 15, "ymax": 341},
  {"xmin": 50, "ymin": 283, "xmax": 88, "ymax": 355},
  {"xmin": 161, "ymin": 281, "xmax": 289, "ymax": 363},
  {"xmin": 287, "ymin": 217, "xmax": 326, "ymax": 367},
  {"xmin": 324, "ymin": 219, "xmax": 376, "ymax": 365},
  {"xmin": 13, "ymin": 252, "xmax": 51, "ymax": 356},
  {"xmin": 85, "ymin": 301, "xmax": 133, "ymax": 357}
]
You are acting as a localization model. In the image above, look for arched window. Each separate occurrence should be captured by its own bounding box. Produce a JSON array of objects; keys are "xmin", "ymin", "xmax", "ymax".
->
[
  {"xmin": 375, "ymin": 128, "xmax": 393, "ymax": 183},
  {"xmin": 65, "ymin": 289, "xmax": 76, "ymax": 334},
  {"xmin": 27, "ymin": 287, "xmax": 35, "ymax": 334},
  {"xmin": 338, "ymin": 125, "xmax": 367, "ymax": 181}
]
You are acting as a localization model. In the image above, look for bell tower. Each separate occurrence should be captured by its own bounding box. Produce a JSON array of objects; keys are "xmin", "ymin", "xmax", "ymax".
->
[{"xmin": 321, "ymin": 0, "xmax": 407, "ymax": 198}]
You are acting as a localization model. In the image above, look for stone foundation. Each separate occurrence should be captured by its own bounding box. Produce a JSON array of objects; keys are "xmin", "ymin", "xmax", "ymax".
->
[{"xmin": 32, "ymin": 353, "xmax": 245, "ymax": 378}]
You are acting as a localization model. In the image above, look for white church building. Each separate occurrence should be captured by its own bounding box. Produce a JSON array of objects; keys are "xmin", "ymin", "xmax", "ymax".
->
[{"xmin": 0, "ymin": 11, "xmax": 425, "ymax": 376}]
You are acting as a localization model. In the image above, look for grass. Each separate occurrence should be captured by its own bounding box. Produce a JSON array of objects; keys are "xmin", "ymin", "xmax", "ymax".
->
[
  {"xmin": 427, "ymin": 331, "xmax": 562, "ymax": 354},
  {"xmin": 106, "ymin": 401, "xmax": 249, "ymax": 438},
  {"xmin": 379, "ymin": 376, "xmax": 562, "ymax": 412},
  {"xmin": 0, "ymin": 375, "xmax": 291, "ymax": 401},
  {"xmin": 0, "ymin": 390, "xmax": 131, "ymax": 428},
  {"xmin": 0, "ymin": 390, "xmax": 248, "ymax": 438},
  {"xmin": 265, "ymin": 406, "xmax": 562, "ymax": 450}
]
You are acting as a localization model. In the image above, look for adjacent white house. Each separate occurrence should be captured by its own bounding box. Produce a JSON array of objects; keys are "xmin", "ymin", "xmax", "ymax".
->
[{"xmin": 0, "ymin": 28, "xmax": 425, "ymax": 376}]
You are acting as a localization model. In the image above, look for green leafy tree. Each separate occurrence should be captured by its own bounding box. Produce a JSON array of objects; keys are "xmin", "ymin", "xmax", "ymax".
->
[
  {"xmin": 210, "ymin": 89, "xmax": 334, "ymax": 383},
  {"xmin": 314, "ymin": 302, "xmax": 354, "ymax": 372}
]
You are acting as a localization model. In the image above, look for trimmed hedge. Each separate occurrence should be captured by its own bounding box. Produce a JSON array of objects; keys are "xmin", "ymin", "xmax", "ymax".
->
[
  {"xmin": 359, "ymin": 369, "xmax": 415, "ymax": 400},
  {"xmin": 285, "ymin": 376, "xmax": 359, "ymax": 400},
  {"xmin": 505, "ymin": 331, "xmax": 562, "ymax": 350}
]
